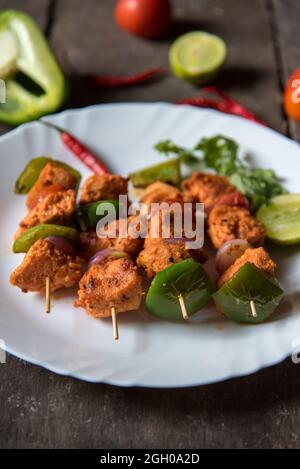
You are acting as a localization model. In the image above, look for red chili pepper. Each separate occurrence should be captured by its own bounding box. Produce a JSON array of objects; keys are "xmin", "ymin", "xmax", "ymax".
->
[
  {"xmin": 93, "ymin": 67, "xmax": 163, "ymax": 88},
  {"xmin": 41, "ymin": 121, "xmax": 110, "ymax": 175},
  {"xmin": 178, "ymin": 86, "xmax": 268, "ymax": 126}
]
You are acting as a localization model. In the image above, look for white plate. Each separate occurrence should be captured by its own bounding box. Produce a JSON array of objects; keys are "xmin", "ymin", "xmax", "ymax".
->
[{"xmin": 1, "ymin": 103, "xmax": 300, "ymax": 388}]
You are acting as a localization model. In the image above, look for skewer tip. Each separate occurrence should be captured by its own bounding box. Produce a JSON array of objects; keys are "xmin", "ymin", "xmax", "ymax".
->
[
  {"xmin": 45, "ymin": 276, "xmax": 51, "ymax": 314},
  {"xmin": 178, "ymin": 294, "xmax": 189, "ymax": 321},
  {"xmin": 250, "ymin": 300, "xmax": 257, "ymax": 318},
  {"xmin": 111, "ymin": 307, "xmax": 119, "ymax": 340}
]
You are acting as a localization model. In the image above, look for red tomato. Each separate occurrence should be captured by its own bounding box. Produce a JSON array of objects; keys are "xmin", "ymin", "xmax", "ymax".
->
[
  {"xmin": 115, "ymin": 0, "xmax": 172, "ymax": 38},
  {"xmin": 284, "ymin": 68, "xmax": 300, "ymax": 122}
]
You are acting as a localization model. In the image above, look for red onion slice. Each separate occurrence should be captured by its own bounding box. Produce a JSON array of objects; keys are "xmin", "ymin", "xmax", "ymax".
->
[
  {"xmin": 88, "ymin": 248, "xmax": 129, "ymax": 268},
  {"xmin": 45, "ymin": 236, "xmax": 76, "ymax": 255},
  {"xmin": 216, "ymin": 239, "xmax": 251, "ymax": 274}
]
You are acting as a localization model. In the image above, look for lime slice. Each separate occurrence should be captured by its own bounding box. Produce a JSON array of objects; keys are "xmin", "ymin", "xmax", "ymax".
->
[
  {"xmin": 169, "ymin": 31, "xmax": 226, "ymax": 84},
  {"xmin": 0, "ymin": 30, "xmax": 18, "ymax": 80},
  {"xmin": 257, "ymin": 194, "xmax": 300, "ymax": 245}
]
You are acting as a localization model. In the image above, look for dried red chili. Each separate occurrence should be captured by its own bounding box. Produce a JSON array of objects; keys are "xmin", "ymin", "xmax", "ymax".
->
[
  {"xmin": 41, "ymin": 121, "xmax": 110, "ymax": 175},
  {"xmin": 93, "ymin": 67, "xmax": 163, "ymax": 88},
  {"xmin": 178, "ymin": 86, "xmax": 267, "ymax": 126}
]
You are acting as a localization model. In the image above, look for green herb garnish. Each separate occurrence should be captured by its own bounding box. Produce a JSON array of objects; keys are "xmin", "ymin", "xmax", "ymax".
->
[{"xmin": 155, "ymin": 134, "xmax": 286, "ymax": 211}]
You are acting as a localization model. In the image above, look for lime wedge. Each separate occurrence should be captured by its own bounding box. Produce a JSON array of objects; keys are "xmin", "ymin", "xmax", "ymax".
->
[
  {"xmin": 169, "ymin": 31, "xmax": 226, "ymax": 84},
  {"xmin": 0, "ymin": 30, "xmax": 18, "ymax": 80},
  {"xmin": 257, "ymin": 194, "xmax": 300, "ymax": 245}
]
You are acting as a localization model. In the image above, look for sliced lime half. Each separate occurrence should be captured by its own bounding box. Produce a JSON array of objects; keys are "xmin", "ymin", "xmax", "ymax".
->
[
  {"xmin": 169, "ymin": 31, "xmax": 227, "ymax": 84},
  {"xmin": 257, "ymin": 194, "xmax": 300, "ymax": 245}
]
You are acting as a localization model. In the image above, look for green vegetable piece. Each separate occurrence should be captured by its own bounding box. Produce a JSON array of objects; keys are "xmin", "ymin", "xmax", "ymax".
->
[
  {"xmin": 213, "ymin": 262, "xmax": 284, "ymax": 324},
  {"xmin": 196, "ymin": 135, "xmax": 238, "ymax": 174},
  {"xmin": 15, "ymin": 157, "xmax": 81, "ymax": 194},
  {"xmin": 76, "ymin": 199, "xmax": 119, "ymax": 231},
  {"xmin": 0, "ymin": 10, "xmax": 67, "ymax": 125},
  {"xmin": 129, "ymin": 158, "xmax": 181, "ymax": 188},
  {"xmin": 257, "ymin": 194, "xmax": 300, "ymax": 245},
  {"xmin": 146, "ymin": 259, "xmax": 215, "ymax": 321},
  {"xmin": 13, "ymin": 224, "xmax": 78, "ymax": 253}
]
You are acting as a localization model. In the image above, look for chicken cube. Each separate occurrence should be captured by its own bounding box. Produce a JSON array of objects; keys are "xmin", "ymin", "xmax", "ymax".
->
[
  {"xmin": 15, "ymin": 190, "xmax": 76, "ymax": 239},
  {"xmin": 26, "ymin": 162, "xmax": 77, "ymax": 210},
  {"xmin": 137, "ymin": 238, "xmax": 191, "ymax": 279},
  {"xmin": 182, "ymin": 172, "xmax": 238, "ymax": 213},
  {"xmin": 75, "ymin": 257, "xmax": 142, "ymax": 318},
  {"xmin": 79, "ymin": 174, "xmax": 128, "ymax": 205},
  {"xmin": 208, "ymin": 205, "xmax": 265, "ymax": 249},
  {"xmin": 140, "ymin": 181, "xmax": 183, "ymax": 207},
  {"xmin": 10, "ymin": 239, "xmax": 84, "ymax": 293},
  {"xmin": 79, "ymin": 217, "xmax": 143, "ymax": 260},
  {"xmin": 218, "ymin": 247, "xmax": 276, "ymax": 287}
]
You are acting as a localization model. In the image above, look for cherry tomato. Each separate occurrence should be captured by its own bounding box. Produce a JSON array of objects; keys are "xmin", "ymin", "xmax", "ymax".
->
[
  {"xmin": 115, "ymin": 0, "xmax": 172, "ymax": 38},
  {"xmin": 284, "ymin": 68, "xmax": 300, "ymax": 122}
]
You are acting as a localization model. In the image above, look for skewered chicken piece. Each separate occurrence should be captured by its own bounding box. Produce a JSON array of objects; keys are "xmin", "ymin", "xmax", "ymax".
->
[
  {"xmin": 79, "ymin": 174, "xmax": 128, "ymax": 205},
  {"xmin": 182, "ymin": 172, "xmax": 240, "ymax": 213},
  {"xmin": 137, "ymin": 237, "xmax": 207, "ymax": 279},
  {"xmin": 15, "ymin": 189, "xmax": 76, "ymax": 239},
  {"xmin": 79, "ymin": 216, "xmax": 143, "ymax": 260},
  {"xmin": 140, "ymin": 181, "xmax": 183, "ymax": 207},
  {"xmin": 217, "ymin": 247, "xmax": 276, "ymax": 288},
  {"xmin": 208, "ymin": 205, "xmax": 266, "ymax": 249},
  {"xmin": 10, "ymin": 239, "xmax": 84, "ymax": 293},
  {"xmin": 75, "ymin": 255, "xmax": 143, "ymax": 318},
  {"xmin": 26, "ymin": 162, "xmax": 78, "ymax": 210}
]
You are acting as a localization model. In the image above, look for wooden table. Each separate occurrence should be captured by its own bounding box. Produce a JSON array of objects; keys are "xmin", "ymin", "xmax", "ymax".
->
[{"xmin": 1, "ymin": 0, "xmax": 300, "ymax": 449}]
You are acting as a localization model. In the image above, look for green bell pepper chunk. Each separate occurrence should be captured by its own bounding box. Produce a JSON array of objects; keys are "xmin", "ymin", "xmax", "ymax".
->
[
  {"xmin": 0, "ymin": 10, "xmax": 67, "ymax": 125},
  {"xmin": 13, "ymin": 224, "xmax": 78, "ymax": 253},
  {"xmin": 76, "ymin": 200, "xmax": 119, "ymax": 231},
  {"xmin": 15, "ymin": 157, "xmax": 81, "ymax": 194},
  {"xmin": 146, "ymin": 259, "xmax": 215, "ymax": 320},
  {"xmin": 213, "ymin": 262, "xmax": 284, "ymax": 324},
  {"xmin": 129, "ymin": 158, "xmax": 181, "ymax": 188}
]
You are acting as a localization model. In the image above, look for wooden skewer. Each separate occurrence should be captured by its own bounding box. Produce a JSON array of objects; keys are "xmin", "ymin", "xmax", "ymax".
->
[
  {"xmin": 250, "ymin": 300, "xmax": 257, "ymax": 318},
  {"xmin": 178, "ymin": 294, "xmax": 189, "ymax": 321},
  {"xmin": 111, "ymin": 307, "xmax": 119, "ymax": 340},
  {"xmin": 45, "ymin": 276, "xmax": 51, "ymax": 314}
]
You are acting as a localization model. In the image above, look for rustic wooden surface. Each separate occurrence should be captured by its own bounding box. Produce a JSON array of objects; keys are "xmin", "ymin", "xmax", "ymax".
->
[{"xmin": 1, "ymin": 0, "xmax": 300, "ymax": 449}]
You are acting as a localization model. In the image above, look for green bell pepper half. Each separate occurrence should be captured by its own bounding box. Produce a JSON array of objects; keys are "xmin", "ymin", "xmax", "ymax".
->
[
  {"xmin": 0, "ymin": 10, "xmax": 67, "ymax": 125},
  {"xmin": 146, "ymin": 259, "xmax": 215, "ymax": 320},
  {"xmin": 213, "ymin": 262, "xmax": 284, "ymax": 324},
  {"xmin": 13, "ymin": 224, "xmax": 79, "ymax": 253},
  {"xmin": 129, "ymin": 158, "xmax": 181, "ymax": 188},
  {"xmin": 76, "ymin": 199, "xmax": 119, "ymax": 231},
  {"xmin": 15, "ymin": 157, "xmax": 81, "ymax": 194}
]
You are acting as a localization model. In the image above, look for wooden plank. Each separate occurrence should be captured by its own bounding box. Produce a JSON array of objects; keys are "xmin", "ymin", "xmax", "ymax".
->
[
  {"xmin": 51, "ymin": 0, "xmax": 284, "ymax": 131},
  {"xmin": 0, "ymin": 0, "xmax": 51, "ymax": 135},
  {"xmin": 271, "ymin": 0, "xmax": 300, "ymax": 141}
]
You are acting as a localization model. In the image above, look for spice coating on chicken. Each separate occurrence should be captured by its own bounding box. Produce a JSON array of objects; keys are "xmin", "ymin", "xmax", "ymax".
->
[
  {"xmin": 10, "ymin": 239, "xmax": 84, "ymax": 293},
  {"xmin": 26, "ymin": 163, "xmax": 77, "ymax": 210},
  {"xmin": 208, "ymin": 205, "xmax": 266, "ymax": 249},
  {"xmin": 140, "ymin": 181, "xmax": 183, "ymax": 207},
  {"xmin": 75, "ymin": 257, "xmax": 142, "ymax": 318},
  {"xmin": 79, "ymin": 217, "xmax": 143, "ymax": 260},
  {"xmin": 15, "ymin": 190, "xmax": 76, "ymax": 239},
  {"xmin": 218, "ymin": 247, "xmax": 276, "ymax": 287},
  {"xmin": 79, "ymin": 174, "xmax": 128, "ymax": 205},
  {"xmin": 182, "ymin": 172, "xmax": 238, "ymax": 213},
  {"xmin": 137, "ymin": 238, "xmax": 191, "ymax": 279}
]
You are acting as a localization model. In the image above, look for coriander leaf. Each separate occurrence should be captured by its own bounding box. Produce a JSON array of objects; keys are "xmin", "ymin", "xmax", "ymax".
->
[{"xmin": 195, "ymin": 135, "xmax": 238, "ymax": 175}]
